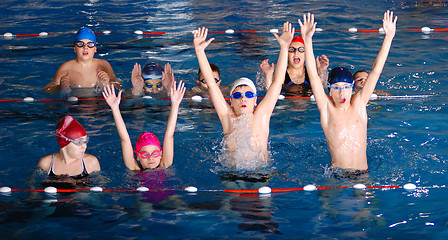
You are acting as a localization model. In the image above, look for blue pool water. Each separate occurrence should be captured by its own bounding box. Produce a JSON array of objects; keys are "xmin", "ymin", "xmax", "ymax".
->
[{"xmin": 0, "ymin": 0, "xmax": 447, "ymax": 239}]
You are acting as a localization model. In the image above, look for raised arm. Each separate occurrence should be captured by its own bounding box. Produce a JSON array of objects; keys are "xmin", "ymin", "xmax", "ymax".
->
[
  {"xmin": 193, "ymin": 27, "xmax": 232, "ymax": 129},
  {"xmin": 161, "ymin": 62, "xmax": 174, "ymax": 94},
  {"xmin": 356, "ymin": 10, "xmax": 397, "ymax": 105},
  {"xmin": 161, "ymin": 80, "xmax": 186, "ymax": 168},
  {"xmin": 300, "ymin": 13, "xmax": 331, "ymax": 113},
  {"xmin": 102, "ymin": 84, "xmax": 140, "ymax": 171},
  {"xmin": 260, "ymin": 59, "xmax": 275, "ymax": 90},
  {"xmin": 256, "ymin": 22, "xmax": 294, "ymax": 117}
]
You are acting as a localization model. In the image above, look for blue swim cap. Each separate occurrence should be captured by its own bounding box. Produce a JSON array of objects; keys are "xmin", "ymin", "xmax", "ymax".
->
[
  {"xmin": 75, "ymin": 27, "xmax": 96, "ymax": 43},
  {"xmin": 328, "ymin": 67, "xmax": 353, "ymax": 86},
  {"xmin": 142, "ymin": 62, "xmax": 163, "ymax": 80}
]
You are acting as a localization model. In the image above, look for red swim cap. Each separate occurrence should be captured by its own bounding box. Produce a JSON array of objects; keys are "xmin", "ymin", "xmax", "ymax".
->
[
  {"xmin": 55, "ymin": 116, "xmax": 86, "ymax": 148},
  {"xmin": 291, "ymin": 36, "xmax": 304, "ymax": 44}
]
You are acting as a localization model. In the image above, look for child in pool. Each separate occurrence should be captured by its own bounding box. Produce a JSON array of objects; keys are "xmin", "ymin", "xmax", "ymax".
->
[
  {"xmin": 44, "ymin": 27, "xmax": 122, "ymax": 94},
  {"xmin": 193, "ymin": 22, "xmax": 294, "ymax": 169},
  {"xmin": 128, "ymin": 61, "xmax": 174, "ymax": 96},
  {"xmin": 300, "ymin": 11, "xmax": 397, "ymax": 170},
  {"xmin": 103, "ymin": 79, "xmax": 185, "ymax": 170},
  {"xmin": 37, "ymin": 116, "xmax": 101, "ymax": 181},
  {"xmin": 260, "ymin": 36, "xmax": 329, "ymax": 97},
  {"xmin": 353, "ymin": 70, "xmax": 391, "ymax": 96},
  {"xmin": 185, "ymin": 63, "xmax": 230, "ymax": 98}
]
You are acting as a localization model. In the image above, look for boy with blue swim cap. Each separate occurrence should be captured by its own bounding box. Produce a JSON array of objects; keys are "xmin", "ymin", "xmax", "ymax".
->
[
  {"xmin": 44, "ymin": 27, "xmax": 121, "ymax": 95},
  {"xmin": 300, "ymin": 11, "xmax": 397, "ymax": 171},
  {"xmin": 129, "ymin": 61, "xmax": 175, "ymax": 96}
]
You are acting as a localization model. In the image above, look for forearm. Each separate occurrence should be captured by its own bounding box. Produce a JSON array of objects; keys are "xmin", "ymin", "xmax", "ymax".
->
[{"xmin": 370, "ymin": 35, "xmax": 394, "ymax": 78}]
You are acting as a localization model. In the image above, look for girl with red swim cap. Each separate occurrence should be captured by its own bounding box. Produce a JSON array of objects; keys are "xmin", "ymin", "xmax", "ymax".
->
[
  {"xmin": 261, "ymin": 35, "xmax": 330, "ymax": 97},
  {"xmin": 37, "ymin": 115, "xmax": 101, "ymax": 181},
  {"xmin": 103, "ymin": 79, "xmax": 185, "ymax": 170}
]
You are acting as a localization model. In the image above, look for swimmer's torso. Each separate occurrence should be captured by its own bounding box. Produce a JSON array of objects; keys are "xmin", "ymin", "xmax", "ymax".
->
[
  {"xmin": 223, "ymin": 114, "xmax": 269, "ymax": 170},
  {"xmin": 322, "ymin": 102, "xmax": 368, "ymax": 170},
  {"xmin": 62, "ymin": 59, "xmax": 109, "ymax": 88}
]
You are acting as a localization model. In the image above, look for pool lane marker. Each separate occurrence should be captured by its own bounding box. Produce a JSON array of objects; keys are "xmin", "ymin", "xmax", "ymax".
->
[
  {"xmin": 3, "ymin": 26, "xmax": 448, "ymax": 39},
  {"xmin": 0, "ymin": 183, "xmax": 431, "ymax": 195},
  {"xmin": 0, "ymin": 94, "xmax": 432, "ymax": 103}
]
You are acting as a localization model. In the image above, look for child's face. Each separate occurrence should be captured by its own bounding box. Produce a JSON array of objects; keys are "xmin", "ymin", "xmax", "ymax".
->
[
  {"xmin": 74, "ymin": 39, "xmax": 97, "ymax": 60},
  {"xmin": 288, "ymin": 41, "xmax": 305, "ymax": 68},
  {"xmin": 144, "ymin": 79, "xmax": 164, "ymax": 93},
  {"xmin": 329, "ymin": 82, "xmax": 353, "ymax": 106},
  {"xmin": 197, "ymin": 71, "xmax": 221, "ymax": 88},
  {"xmin": 354, "ymin": 72, "xmax": 368, "ymax": 88},
  {"xmin": 230, "ymin": 86, "xmax": 257, "ymax": 115},
  {"xmin": 137, "ymin": 145, "xmax": 162, "ymax": 169}
]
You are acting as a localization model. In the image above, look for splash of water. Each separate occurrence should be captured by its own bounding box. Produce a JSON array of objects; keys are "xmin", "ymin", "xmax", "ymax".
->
[{"xmin": 217, "ymin": 114, "xmax": 271, "ymax": 172}]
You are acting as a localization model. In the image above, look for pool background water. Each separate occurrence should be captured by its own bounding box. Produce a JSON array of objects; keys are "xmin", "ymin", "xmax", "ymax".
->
[{"xmin": 0, "ymin": 0, "xmax": 447, "ymax": 239}]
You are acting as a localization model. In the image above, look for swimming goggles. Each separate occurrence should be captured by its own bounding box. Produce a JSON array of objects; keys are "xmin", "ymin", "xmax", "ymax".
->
[
  {"xmin": 134, "ymin": 150, "xmax": 162, "ymax": 159},
  {"xmin": 200, "ymin": 78, "xmax": 220, "ymax": 84},
  {"xmin": 145, "ymin": 82, "xmax": 163, "ymax": 89},
  {"xmin": 74, "ymin": 41, "xmax": 96, "ymax": 48},
  {"xmin": 231, "ymin": 91, "xmax": 256, "ymax": 99},
  {"xmin": 288, "ymin": 47, "xmax": 305, "ymax": 53},
  {"xmin": 57, "ymin": 134, "xmax": 89, "ymax": 146},
  {"xmin": 328, "ymin": 83, "xmax": 354, "ymax": 91}
]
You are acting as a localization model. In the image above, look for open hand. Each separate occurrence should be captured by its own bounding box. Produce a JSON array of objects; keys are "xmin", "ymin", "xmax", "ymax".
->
[{"xmin": 193, "ymin": 27, "xmax": 215, "ymax": 52}]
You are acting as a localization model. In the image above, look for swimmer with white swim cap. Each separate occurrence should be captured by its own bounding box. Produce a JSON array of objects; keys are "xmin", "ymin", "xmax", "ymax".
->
[
  {"xmin": 300, "ymin": 11, "xmax": 397, "ymax": 170},
  {"xmin": 44, "ymin": 27, "xmax": 122, "ymax": 94},
  {"xmin": 193, "ymin": 22, "xmax": 294, "ymax": 168}
]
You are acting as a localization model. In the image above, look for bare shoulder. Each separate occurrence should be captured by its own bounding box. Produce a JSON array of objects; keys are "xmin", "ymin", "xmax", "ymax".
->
[
  {"xmin": 83, "ymin": 154, "xmax": 101, "ymax": 172},
  {"xmin": 37, "ymin": 154, "xmax": 53, "ymax": 171}
]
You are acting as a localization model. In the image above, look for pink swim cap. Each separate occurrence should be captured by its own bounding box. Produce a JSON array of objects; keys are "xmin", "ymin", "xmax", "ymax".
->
[
  {"xmin": 291, "ymin": 36, "xmax": 304, "ymax": 44},
  {"xmin": 135, "ymin": 132, "xmax": 161, "ymax": 152},
  {"xmin": 55, "ymin": 115, "xmax": 86, "ymax": 148}
]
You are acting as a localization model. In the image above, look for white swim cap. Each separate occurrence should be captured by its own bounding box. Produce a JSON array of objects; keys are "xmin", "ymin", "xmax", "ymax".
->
[{"xmin": 230, "ymin": 77, "xmax": 257, "ymax": 96}]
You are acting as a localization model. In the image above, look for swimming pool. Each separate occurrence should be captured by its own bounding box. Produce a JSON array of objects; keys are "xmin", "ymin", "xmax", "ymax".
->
[{"xmin": 0, "ymin": 0, "xmax": 447, "ymax": 238}]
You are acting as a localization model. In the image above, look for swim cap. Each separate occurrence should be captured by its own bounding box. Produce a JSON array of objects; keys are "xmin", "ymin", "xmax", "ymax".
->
[
  {"xmin": 55, "ymin": 116, "xmax": 87, "ymax": 148},
  {"xmin": 229, "ymin": 77, "xmax": 257, "ymax": 96},
  {"xmin": 142, "ymin": 62, "xmax": 164, "ymax": 80},
  {"xmin": 328, "ymin": 67, "xmax": 354, "ymax": 85},
  {"xmin": 291, "ymin": 36, "xmax": 304, "ymax": 44},
  {"xmin": 135, "ymin": 132, "xmax": 161, "ymax": 152},
  {"xmin": 75, "ymin": 27, "xmax": 96, "ymax": 43}
]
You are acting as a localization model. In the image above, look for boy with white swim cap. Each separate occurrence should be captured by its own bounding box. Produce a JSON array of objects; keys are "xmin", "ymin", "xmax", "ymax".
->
[
  {"xmin": 193, "ymin": 22, "xmax": 294, "ymax": 169},
  {"xmin": 129, "ymin": 61, "xmax": 176, "ymax": 96},
  {"xmin": 300, "ymin": 11, "xmax": 397, "ymax": 170},
  {"xmin": 44, "ymin": 27, "xmax": 122, "ymax": 94}
]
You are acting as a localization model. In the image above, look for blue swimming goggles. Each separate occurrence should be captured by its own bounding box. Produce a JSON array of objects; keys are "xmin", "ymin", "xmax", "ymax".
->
[
  {"xmin": 231, "ymin": 91, "xmax": 256, "ymax": 99},
  {"xmin": 328, "ymin": 83, "xmax": 354, "ymax": 91},
  {"xmin": 145, "ymin": 82, "xmax": 163, "ymax": 89}
]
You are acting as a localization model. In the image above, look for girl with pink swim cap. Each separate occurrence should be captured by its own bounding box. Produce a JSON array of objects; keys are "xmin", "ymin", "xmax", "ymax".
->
[
  {"xmin": 37, "ymin": 115, "xmax": 101, "ymax": 182},
  {"xmin": 103, "ymin": 78, "xmax": 185, "ymax": 170}
]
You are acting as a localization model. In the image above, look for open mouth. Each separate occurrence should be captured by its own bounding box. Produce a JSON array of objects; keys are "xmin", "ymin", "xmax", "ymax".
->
[
  {"xmin": 293, "ymin": 57, "xmax": 301, "ymax": 64},
  {"xmin": 241, "ymin": 104, "xmax": 247, "ymax": 108},
  {"xmin": 339, "ymin": 98, "xmax": 346, "ymax": 104}
]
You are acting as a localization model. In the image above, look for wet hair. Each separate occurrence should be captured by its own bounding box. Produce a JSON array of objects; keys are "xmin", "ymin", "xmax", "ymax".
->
[
  {"xmin": 353, "ymin": 70, "xmax": 369, "ymax": 77},
  {"xmin": 198, "ymin": 63, "xmax": 220, "ymax": 79}
]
